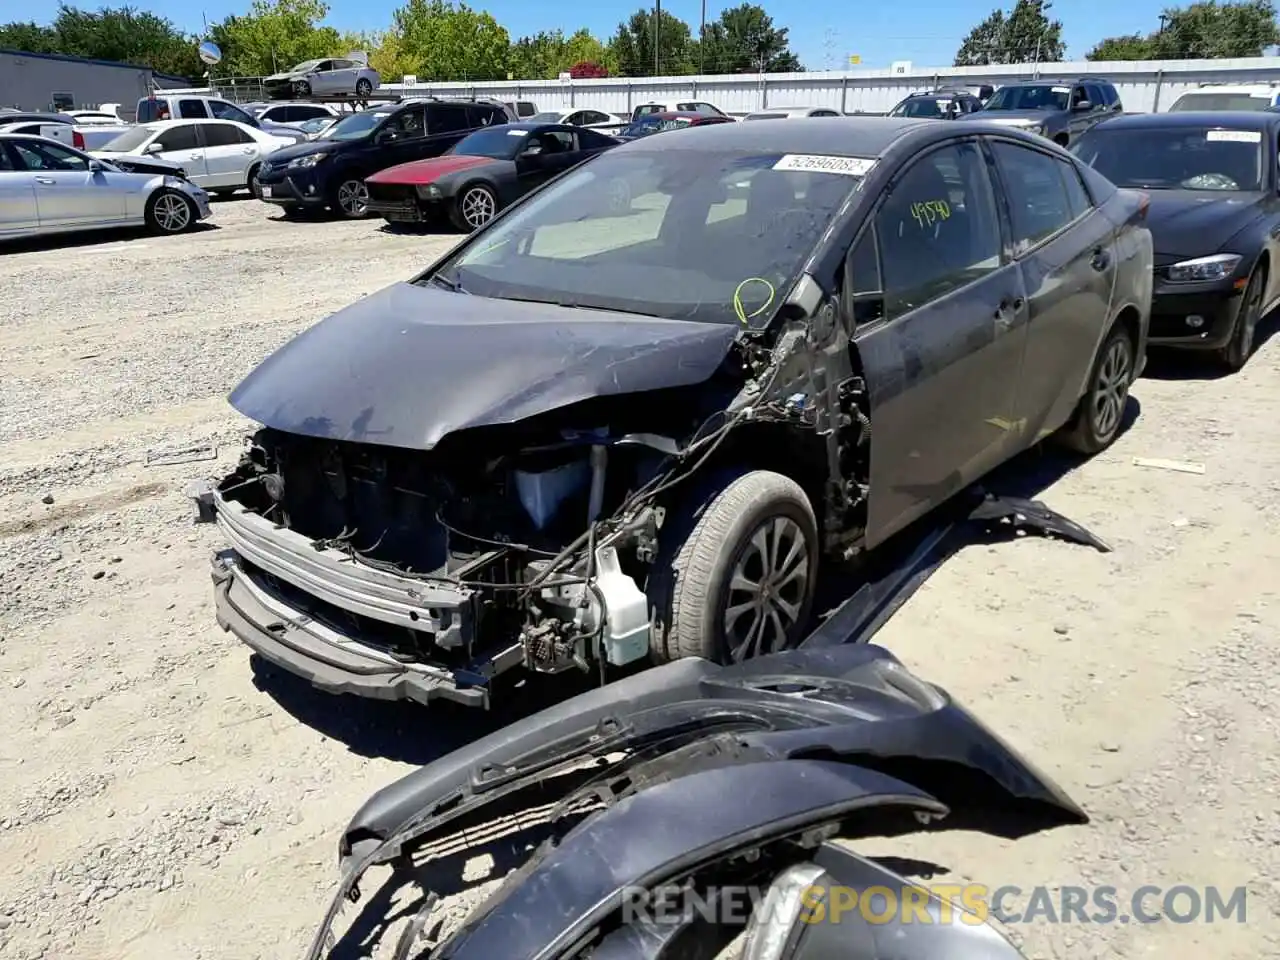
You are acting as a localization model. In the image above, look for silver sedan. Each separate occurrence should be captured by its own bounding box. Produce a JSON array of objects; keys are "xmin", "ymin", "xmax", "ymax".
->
[{"xmin": 1, "ymin": 133, "xmax": 211, "ymax": 242}]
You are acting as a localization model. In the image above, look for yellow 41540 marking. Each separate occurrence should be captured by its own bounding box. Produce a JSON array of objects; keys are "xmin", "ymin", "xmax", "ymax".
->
[{"xmin": 911, "ymin": 199, "xmax": 951, "ymax": 228}]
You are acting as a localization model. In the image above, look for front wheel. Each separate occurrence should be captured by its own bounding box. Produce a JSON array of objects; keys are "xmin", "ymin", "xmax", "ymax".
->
[
  {"xmin": 647, "ymin": 470, "xmax": 819, "ymax": 665},
  {"xmin": 330, "ymin": 178, "xmax": 369, "ymax": 218},
  {"xmin": 1216, "ymin": 266, "xmax": 1264, "ymax": 371},
  {"xmin": 450, "ymin": 183, "xmax": 498, "ymax": 232},
  {"xmin": 247, "ymin": 164, "xmax": 263, "ymax": 200},
  {"xmin": 145, "ymin": 189, "xmax": 196, "ymax": 235},
  {"xmin": 1057, "ymin": 324, "xmax": 1135, "ymax": 454}
]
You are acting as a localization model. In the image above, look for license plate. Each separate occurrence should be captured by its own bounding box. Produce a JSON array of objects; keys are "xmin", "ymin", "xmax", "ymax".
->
[{"xmin": 263, "ymin": 186, "xmax": 276, "ymax": 198}]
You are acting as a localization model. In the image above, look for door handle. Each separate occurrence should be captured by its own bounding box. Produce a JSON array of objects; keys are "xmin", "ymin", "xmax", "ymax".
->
[
  {"xmin": 242, "ymin": 148, "xmax": 255, "ymax": 155},
  {"xmin": 34, "ymin": 176, "xmax": 55, "ymax": 185},
  {"xmin": 1090, "ymin": 246, "xmax": 1111, "ymax": 271}
]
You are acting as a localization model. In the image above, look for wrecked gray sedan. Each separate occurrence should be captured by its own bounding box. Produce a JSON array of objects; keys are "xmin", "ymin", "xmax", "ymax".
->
[
  {"xmin": 305, "ymin": 644, "xmax": 1086, "ymax": 959},
  {"xmin": 192, "ymin": 118, "xmax": 1152, "ymax": 707}
]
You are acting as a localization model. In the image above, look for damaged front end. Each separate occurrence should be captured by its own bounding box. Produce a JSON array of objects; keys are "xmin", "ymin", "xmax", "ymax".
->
[
  {"xmin": 191, "ymin": 279, "xmax": 858, "ymax": 706},
  {"xmin": 305, "ymin": 644, "xmax": 1086, "ymax": 960}
]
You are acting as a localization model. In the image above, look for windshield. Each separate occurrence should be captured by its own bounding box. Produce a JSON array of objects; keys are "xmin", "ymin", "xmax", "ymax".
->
[
  {"xmin": 1169, "ymin": 92, "xmax": 1274, "ymax": 112},
  {"xmin": 620, "ymin": 116, "xmax": 692, "ymax": 138},
  {"xmin": 300, "ymin": 117, "xmax": 334, "ymax": 134},
  {"xmin": 429, "ymin": 148, "xmax": 866, "ymax": 325},
  {"xmin": 984, "ymin": 84, "xmax": 1071, "ymax": 112},
  {"xmin": 96, "ymin": 126, "xmax": 157, "ymax": 153},
  {"xmin": 326, "ymin": 109, "xmax": 391, "ymax": 141},
  {"xmin": 529, "ymin": 112, "xmax": 566, "ymax": 124},
  {"xmin": 1073, "ymin": 126, "xmax": 1263, "ymax": 191},
  {"xmin": 891, "ymin": 97, "xmax": 955, "ymax": 118},
  {"xmin": 452, "ymin": 125, "xmax": 528, "ymax": 159},
  {"xmin": 290, "ymin": 60, "xmax": 323, "ymax": 73}
]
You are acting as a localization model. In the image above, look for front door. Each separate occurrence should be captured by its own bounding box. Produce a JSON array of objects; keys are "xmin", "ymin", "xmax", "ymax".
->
[
  {"xmin": 986, "ymin": 138, "xmax": 1118, "ymax": 438},
  {"xmin": 8, "ymin": 139, "xmax": 124, "ymax": 227},
  {"xmin": 151, "ymin": 122, "xmax": 208, "ymax": 183},
  {"xmin": 0, "ymin": 146, "xmax": 40, "ymax": 235},
  {"xmin": 849, "ymin": 138, "xmax": 1030, "ymax": 547}
]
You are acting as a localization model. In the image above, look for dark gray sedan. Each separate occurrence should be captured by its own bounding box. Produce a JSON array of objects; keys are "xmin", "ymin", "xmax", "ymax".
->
[{"xmin": 193, "ymin": 116, "xmax": 1152, "ymax": 709}]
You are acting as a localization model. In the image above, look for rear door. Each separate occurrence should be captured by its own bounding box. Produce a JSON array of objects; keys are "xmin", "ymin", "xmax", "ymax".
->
[
  {"xmin": 0, "ymin": 144, "xmax": 40, "ymax": 235},
  {"xmin": 849, "ymin": 138, "xmax": 1030, "ymax": 545},
  {"xmin": 176, "ymin": 98, "xmax": 212, "ymax": 119},
  {"xmin": 152, "ymin": 123, "xmax": 208, "ymax": 181},
  {"xmin": 421, "ymin": 103, "xmax": 473, "ymax": 155},
  {"xmin": 329, "ymin": 59, "xmax": 360, "ymax": 93},
  {"xmin": 199, "ymin": 122, "xmax": 256, "ymax": 187},
  {"xmin": 987, "ymin": 137, "xmax": 1118, "ymax": 437}
]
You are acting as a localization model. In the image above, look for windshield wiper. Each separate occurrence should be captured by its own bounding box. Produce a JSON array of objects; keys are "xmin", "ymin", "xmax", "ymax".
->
[{"xmin": 429, "ymin": 272, "xmax": 468, "ymax": 294}]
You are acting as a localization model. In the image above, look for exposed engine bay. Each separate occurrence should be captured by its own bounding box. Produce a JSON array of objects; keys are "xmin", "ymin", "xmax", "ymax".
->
[{"xmin": 195, "ymin": 301, "xmax": 875, "ymax": 702}]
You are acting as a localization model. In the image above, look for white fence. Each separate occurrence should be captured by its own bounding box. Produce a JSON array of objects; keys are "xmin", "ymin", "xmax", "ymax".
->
[{"xmin": 378, "ymin": 56, "xmax": 1280, "ymax": 115}]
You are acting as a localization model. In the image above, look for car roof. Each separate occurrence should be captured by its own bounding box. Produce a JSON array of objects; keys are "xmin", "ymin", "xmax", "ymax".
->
[
  {"xmin": 1189, "ymin": 83, "xmax": 1280, "ymax": 93},
  {"xmin": 497, "ymin": 122, "xmax": 576, "ymax": 133},
  {"xmin": 620, "ymin": 115, "xmax": 930, "ymax": 156},
  {"xmin": 1093, "ymin": 110, "xmax": 1279, "ymax": 131}
]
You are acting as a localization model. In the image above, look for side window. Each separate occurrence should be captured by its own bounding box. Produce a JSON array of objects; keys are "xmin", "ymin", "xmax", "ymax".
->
[
  {"xmin": 299, "ymin": 105, "xmax": 330, "ymax": 120},
  {"xmin": 564, "ymin": 111, "xmax": 585, "ymax": 126},
  {"xmin": 136, "ymin": 100, "xmax": 162, "ymax": 122},
  {"xmin": 155, "ymin": 123, "xmax": 200, "ymax": 152},
  {"xmin": 384, "ymin": 106, "xmax": 426, "ymax": 138},
  {"xmin": 202, "ymin": 123, "xmax": 250, "ymax": 147},
  {"xmin": 1059, "ymin": 159, "xmax": 1093, "ymax": 220},
  {"xmin": 547, "ymin": 130, "xmax": 575, "ymax": 151},
  {"xmin": 11, "ymin": 140, "xmax": 89, "ymax": 171},
  {"xmin": 0, "ymin": 145, "xmax": 15, "ymax": 170},
  {"xmin": 427, "ymin": 105, "xmax": 470, "ymax": 134},
  {"xmin": 991, "ymin": 141, "xmax": 1076, "ymax": 252},
  {"xmin": 209, "ymin": 100, "xmax": 253, "ymax": 125},
  {"xmin": 314, "ymin": 60, "xmax": 332, "ymax": 72},
  {"xmin": 873, "ymin": 141, "xmax": 1002, "ymax": 319},
  {"xmin": 1086, "ymin": 84, "xmax": 1105, "ymax": 109},
  {"xmin": 844, "ymin": 224, "xmax": 885, "ymax": 328},
  {"xmin": 332, "ymin": 59, "xmax": 353, "ymax": 70},
  {"xmin": 178, "ymin": 99, "xmax": 209, "ymax": 118}
]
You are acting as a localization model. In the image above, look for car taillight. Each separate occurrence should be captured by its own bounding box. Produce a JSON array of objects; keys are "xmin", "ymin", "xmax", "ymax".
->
[{"xmin": 73, "ymin": 130, "xmax": 85, "ymax": 149}]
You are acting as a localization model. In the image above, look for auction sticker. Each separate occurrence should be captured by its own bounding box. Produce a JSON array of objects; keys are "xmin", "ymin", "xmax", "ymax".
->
[
  {"xmin": 773, "ymin": 154, "xmax": 876, "ymax": 176},
  {"xmin": 1206, "ymin": 130, "xmax": 1261, "ymax": 143}
]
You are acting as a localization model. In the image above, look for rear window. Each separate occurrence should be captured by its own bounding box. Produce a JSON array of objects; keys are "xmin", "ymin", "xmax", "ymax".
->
[
  {"xmin": 1169, "ymin": 92, "xmax": 1274, "ymax": 112},
  {"xmin": 136, "ymin": 99, "xmax": 166, "ymax": 123},
  {"xmin": 744, "ymin": 112, "xmax": 787, "ymax": 121}
]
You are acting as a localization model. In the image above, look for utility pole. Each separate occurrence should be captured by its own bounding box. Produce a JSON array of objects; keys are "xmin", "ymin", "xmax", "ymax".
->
[
  {"xmin": 699, "ymin": 0, "xmax": 706, "ymax": 74},
  {"xmin": 654, "ymin": 0, "xmax": 661, "ymax": 76}
]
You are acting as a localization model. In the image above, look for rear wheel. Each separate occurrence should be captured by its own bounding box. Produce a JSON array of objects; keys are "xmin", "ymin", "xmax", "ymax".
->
[
  {"xmin": 145, "ymin": 189, "xmax": 196, "ymax": 235},
  {"xmin": 247, "ymin": 164, "xmax": 263, "ymax": 200},
  {"xmin": 647, "ymin": 470, "xmax": 819, "ymax": 665},
  {"xmin": 355, "ymin": 78, "xmax": 373, "ymax": 97},
  {"xmin": 450, "ymin": 183, "xmax": 498, "ymax": 232},
  {"xmin": 1057, "ymin": 324, "xmax": 1134, "ymax": 454},
  {"xmin": 1216, "ymin": 265, "xmax": 1264, "ymax": 371},
  {"xmin": 330, "ymin": 178, "xmax": 369, "ymax": 218}
]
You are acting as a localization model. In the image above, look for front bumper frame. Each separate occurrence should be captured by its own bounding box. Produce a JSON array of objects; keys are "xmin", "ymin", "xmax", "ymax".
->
[{"xmin": 1148, "ymin": 273, "xmax": 1245, "ymax": 350}]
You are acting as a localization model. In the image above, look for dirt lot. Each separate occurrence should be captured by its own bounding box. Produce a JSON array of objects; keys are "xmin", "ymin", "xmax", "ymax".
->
[{"xmin": 1, "ymin": 196, "xmax": 1277, "ymax": 960}]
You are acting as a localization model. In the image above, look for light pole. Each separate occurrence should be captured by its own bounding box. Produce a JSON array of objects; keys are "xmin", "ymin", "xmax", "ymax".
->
[
  {"xmin": 654, "ymin": 0, "xmax": 662, "ymax": 75},
  {"xmin": 699, "ymin": 0, "xmax": 706, "ymax": 74}
]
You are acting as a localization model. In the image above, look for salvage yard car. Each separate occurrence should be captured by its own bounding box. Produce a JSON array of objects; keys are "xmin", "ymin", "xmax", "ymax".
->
[
  {"xmin": 366, "ymin": 121, "xmax": 620, "ymax": 231},
  {"xmin": 1, "ymin": 133, "xmax": 210, "ymax": 240},
  {"xmin": 262, "ymin": 57, "xmax": 380, "ymax": 99},
  {"xmin": 191, "ymin": 117, "xmax": 1151, "ymax": 709},
  {"xmin": 1072, "ymin": 110, "xmax": 1280, "ymax": 370}
]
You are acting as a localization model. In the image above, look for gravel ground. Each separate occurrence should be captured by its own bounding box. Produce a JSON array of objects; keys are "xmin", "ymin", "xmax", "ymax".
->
[{"xmin": 1, "ymin": 195, "xmax": 1278, "ymax": 959}]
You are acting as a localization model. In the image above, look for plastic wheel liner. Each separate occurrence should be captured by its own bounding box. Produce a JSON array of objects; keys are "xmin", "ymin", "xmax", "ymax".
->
[{"xmin": 304, "ymin": 643, "xmax": 1086, "ymax": 960}]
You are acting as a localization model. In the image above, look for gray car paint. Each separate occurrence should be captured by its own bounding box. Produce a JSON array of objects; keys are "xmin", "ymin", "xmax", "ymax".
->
[{"xmin": 227, "ymin": 281, "xmax": 740, "ymax": 451}]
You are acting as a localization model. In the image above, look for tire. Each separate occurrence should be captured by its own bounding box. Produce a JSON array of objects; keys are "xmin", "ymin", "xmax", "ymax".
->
[
  {"xmin": 330, "ymin": 178, "xmax": 369, "ymax": 218},
  {"xmin": 145, "ymin": 189, "xmax": 196, "ymax": 235},
  {"xmin": 450, "ymin": 183, "xmax": 499, "ymax": 232},
  {"xmin": 1057, "ymin": 323, "xmax": 1135, "ymax": 454},
  {"xmin": 1216, "ymin": 264, "xmax": 1264, "ymax": 372},
  {"xmin": 647, "ymin": 470, "xmax": 819, "ymax": 665},
  {"xmin": 293, "ymin": 80, "xmax": 311, "ymax": 97},
  {"xmin": 247, "ymin": 164, "xmax": 263, "ymax": 201},
  {"xmin": 355, "ymin": 78, "xmax": 373, "ymax": 97}
]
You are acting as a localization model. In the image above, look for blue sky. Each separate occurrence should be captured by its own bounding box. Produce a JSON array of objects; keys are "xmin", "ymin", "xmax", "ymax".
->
[{"xmin": 21, "ymin": 0, "xmax": 1176, "ymax": 69}]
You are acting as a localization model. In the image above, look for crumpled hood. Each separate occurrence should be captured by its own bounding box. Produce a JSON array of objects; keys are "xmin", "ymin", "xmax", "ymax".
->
[
  {"xmin": 366, "ymin": 154, "xmax": 497, "ymax": 185},
  {"xmin": 228, "ymin": 281, "xmax": 739, "ymax": 450},
  {"xmin": 265, "ymin": 70, "xmax": 304, "ymax": 81},
  {"xmin": 1144, "ymin": 190, "xmax": 1264, "ymax": 259}
]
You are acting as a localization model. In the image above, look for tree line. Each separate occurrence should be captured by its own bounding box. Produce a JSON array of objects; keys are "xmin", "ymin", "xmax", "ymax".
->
[
  {"xmin": 955, "ymin": 0, "xmax": 1278, "ymax": 65},
  {"xmin": 0, "ymin": 0, "xmax": 802, "ymax": 82}
]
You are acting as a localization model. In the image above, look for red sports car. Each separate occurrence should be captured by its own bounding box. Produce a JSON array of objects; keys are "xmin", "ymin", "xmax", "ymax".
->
[{"xmin": 365, "ymin": 121, "xmax": 620, "ymax": 231}]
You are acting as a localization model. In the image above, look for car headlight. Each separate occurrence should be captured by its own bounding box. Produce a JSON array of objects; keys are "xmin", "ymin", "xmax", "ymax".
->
[
  {"xmin": 1166, "ymin": 253, "xmax": 1242, "ymax": 282},
  {"xmin": 1030, "ymin": 123, "xmax": 1046, "ymax": 135},
  {"xmin": 288, "ymin": 152, "xmax": 327, "ymax": 169},
  {"xmin": 415, "ymin": 184, "xmax": 442, "ymax": 199}
]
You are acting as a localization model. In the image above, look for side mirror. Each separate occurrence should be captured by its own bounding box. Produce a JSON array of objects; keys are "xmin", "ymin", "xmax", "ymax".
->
[
  {"xmin": 144, "ymin": 142, "xmax": 164, "ymax": 154},
  {"xmin": 88, "ymin": 159, "xmax": 105, "ymax": 172},
  {"xmin": 1073, "ymin": 99, "xmax": 1093, "ymax": 112},
  {"xmin": 376, "ymin": 128, "xmax": 398, "ymax": 144}
]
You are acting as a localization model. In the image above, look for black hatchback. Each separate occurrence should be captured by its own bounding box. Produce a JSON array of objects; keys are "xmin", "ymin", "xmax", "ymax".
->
[{"xmin": 256, "ymin": 98, "xmax": 508, "ymax": 219}]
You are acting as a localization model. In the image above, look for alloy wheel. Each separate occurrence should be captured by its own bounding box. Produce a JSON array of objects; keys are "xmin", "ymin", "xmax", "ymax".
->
[
  {"xmin": 337, "ymin": 180, "xmax": 368, "ymax": 217},
  {"xmin": 722, "ymin": 516, "xmax": 811, "ymax": 662},
  {"xmin": 1091, "ymin": 336, "xmax": 1132, "ymax": 441},
  {"xmin": 460, "ymin": 187, "xmax": 496, "ymax": 229},
  {"xmin": 153, "ymin": 193, "xmax": 191, "ymax": 233}
]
